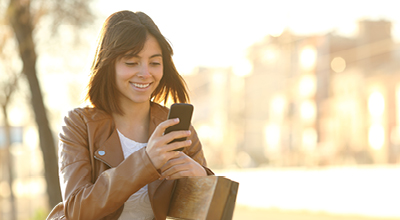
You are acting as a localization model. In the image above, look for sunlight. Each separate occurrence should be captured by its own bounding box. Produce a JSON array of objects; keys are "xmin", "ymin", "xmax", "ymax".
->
[
  {"xmin": 300, "ymin": 46, "xmax": 317, "ymax": 71},
  {"xmin": 262, "ymin": 47, "xmax": 278, "ymax": 63},
  {"xmin": 298, "ymin": 74, "xmax": 316, "ymax": 98},
  {"xmin": 232, "ymin": 58, "xmax": 253, "ymax": 77},
  {"xmin": 368, "ymin": 91, "xmax": 385, "ymax": 117},
  {"xmin": 270, "ymin": 95, "xmax": 286, "ymax": 121},
  {"xmin": 368, "ymin": 124, "xmax": 385, "ymax": 150},
  {"xmin": 300, "ymin": 100, "xmax": 316, "ymax": 123},
  {"xmin": 302, "ymin": 128, "xmax": 317, "ymax": 151},
  {"xmin": 264, "ymin": 124, "xmax": 280, "ymax": 151}
]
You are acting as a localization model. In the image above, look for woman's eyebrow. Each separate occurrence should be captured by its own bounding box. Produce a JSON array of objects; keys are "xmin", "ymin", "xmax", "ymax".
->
[
  {"xmin": 150, "ymin": 54, "xmax": 163, "ymax": 58},
  {"xmin": 123, "ymin": 53, "xmax": 162, "ymax": 59}
]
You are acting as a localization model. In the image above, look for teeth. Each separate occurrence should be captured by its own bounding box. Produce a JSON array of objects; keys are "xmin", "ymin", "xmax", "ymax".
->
[{"xmin": 132, "ymin": 83, "xmax": 150, "ymax": 88}]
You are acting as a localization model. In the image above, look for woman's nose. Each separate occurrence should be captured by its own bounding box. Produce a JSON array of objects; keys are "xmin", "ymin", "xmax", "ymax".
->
[{"xmin": 137, "ymin": 64, "xmax": 151, "ymax": 78}]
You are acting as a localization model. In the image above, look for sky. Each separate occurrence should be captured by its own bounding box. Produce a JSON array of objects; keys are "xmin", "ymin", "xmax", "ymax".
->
[{"xmin": 94, "ymin": 0, "xmax": 400, "ymax": 74}]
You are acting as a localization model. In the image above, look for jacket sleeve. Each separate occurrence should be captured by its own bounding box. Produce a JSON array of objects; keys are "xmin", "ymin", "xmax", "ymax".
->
[
  {"xmin": 58, "ymin": 109, "xmax": 160, "ymax": 220},
  {"xmin": 185, "ymin": 125, "xmax": 214, "ymax": 176}
]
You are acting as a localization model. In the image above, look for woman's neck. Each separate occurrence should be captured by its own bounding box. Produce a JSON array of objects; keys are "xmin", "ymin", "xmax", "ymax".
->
[{"xmin": 112, "ymin": 101, "xmax": 151, "ymax": 143}]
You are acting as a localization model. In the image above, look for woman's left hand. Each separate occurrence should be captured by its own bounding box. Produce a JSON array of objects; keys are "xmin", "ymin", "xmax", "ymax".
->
[{"xmin": 159, "ymin": 152, "xmax": 207, "ymax": 180}]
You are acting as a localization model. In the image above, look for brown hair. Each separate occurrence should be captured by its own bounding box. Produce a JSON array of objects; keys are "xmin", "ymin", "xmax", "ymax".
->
[{"xmin": 86, "ymin": 10, "xmax": 189, "ymax": 115}]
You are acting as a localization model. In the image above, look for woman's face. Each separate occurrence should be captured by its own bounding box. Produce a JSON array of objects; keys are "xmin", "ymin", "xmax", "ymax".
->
[{"xmin": 115, "ymin": 34, "xmax": 163, "ymax": 107}]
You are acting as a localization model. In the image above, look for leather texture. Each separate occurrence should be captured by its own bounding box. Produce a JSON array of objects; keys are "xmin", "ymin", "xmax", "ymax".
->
[{"xmin": 46, "ymin": 102, "xmax": 213, "ymax": 220}]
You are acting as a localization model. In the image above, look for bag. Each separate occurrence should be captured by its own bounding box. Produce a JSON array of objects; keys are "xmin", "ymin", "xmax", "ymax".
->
[{"xmin": 167, "ymin": 176, "xmax": 239, "ymax": 220}]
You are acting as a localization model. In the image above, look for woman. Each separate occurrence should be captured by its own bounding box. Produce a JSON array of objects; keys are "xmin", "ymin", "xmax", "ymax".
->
[{"xmin": 47, "ymin": 10, "xmax": 213, "ymax": 220}]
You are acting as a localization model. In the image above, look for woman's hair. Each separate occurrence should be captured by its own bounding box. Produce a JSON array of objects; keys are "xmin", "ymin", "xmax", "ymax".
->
[{"xmin": 85, "ymin": 10, "xmax": 189, "ymax": 115}]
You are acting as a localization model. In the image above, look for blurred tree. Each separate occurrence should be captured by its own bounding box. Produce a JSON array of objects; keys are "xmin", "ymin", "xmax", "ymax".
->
[
  {"xmin": 5, "ymin": 0, "xmax": 94, "ymax": 208},
  {"xmin": 0, "ymin": 34, "xmax": 19, "ymax": 219}
]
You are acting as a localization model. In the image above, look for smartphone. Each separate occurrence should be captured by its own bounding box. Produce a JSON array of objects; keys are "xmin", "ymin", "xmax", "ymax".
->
[{"xmin": 164, "ymin": 103, "xmax": 194, "ymax": 151}]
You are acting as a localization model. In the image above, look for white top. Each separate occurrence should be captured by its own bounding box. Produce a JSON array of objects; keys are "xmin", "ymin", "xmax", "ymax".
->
[{"xmin": 117, "ymin": 130, "xmax": 155, "ymax": 220}]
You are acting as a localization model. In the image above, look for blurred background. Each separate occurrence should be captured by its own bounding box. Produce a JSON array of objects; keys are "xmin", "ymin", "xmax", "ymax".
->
[{"xmin": 1, "ymin": 0, "xmax": 400, "ymax": 219}]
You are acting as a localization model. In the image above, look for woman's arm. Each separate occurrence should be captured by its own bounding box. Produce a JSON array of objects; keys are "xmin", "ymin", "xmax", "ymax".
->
[{"xmin": 58, "ymin": 109, "xmax": 160, "ymax": 219}]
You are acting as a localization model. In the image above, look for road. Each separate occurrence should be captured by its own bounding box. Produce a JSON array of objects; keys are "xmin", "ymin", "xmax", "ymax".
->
[
  {"xmin": 216, "ymin": 165, "xmax": 400, "ymax": 220},
  {"xmin": 232, "ymin": 205, "xmax": 399, "ymax": 220}
]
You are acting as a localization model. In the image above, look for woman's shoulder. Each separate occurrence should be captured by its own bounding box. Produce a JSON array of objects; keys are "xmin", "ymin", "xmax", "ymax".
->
[
  {"xmin": 150, "ymin": 102, "xmax": 169, "ymax": 119},
  {"xmin": 65, "ymin": 106, "xmax": 112, "ymax": 124}
]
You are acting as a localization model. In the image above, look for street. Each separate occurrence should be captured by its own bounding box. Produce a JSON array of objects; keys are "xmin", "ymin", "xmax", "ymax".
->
[{"xmin": 216, "ymin": 165, "xmax": 400, "ymax": 220}]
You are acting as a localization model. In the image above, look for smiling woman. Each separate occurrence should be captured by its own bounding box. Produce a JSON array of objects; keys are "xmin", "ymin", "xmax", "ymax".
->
[
  {"xmin": 46, "ymin": 10, "xmax": 213, "ymax": 220},
  {"xmin": 114, "ymin": 35, "xmax": 164, "ymax": 111}
]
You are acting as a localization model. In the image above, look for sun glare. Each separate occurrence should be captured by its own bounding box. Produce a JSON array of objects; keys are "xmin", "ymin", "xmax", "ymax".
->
[
  {"xmin": 368, "ymin": 124, "xmax": 385, "ymax": 150},
  {"xmin": 300, "ymin": 46, "xmax": 317, "ymax": 70},
  {"xmin": 264, "ymin": 124, "xmax": 281, "ymax": 151},
  {"xmin": 368, "ymin": 91, "xmax": 385, "ymax": 117},
  {"xmin": 299, "ymin": 74, "xmax": 316, "ymax": 98}
]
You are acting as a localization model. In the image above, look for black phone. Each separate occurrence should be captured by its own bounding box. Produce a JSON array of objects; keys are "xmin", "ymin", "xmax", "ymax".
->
[{"xmin": 164, "ymin": 103, "xmax": 194, "ymax": 151}]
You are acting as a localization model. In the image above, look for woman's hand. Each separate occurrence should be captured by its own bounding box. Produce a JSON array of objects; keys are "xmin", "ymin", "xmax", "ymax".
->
[
  {"xmin": 159, "ymin": 152, "xmax": 207, "ymax": 180},
  {"xmin": 146, "ymin": 118, "xmax": 192, "ymax": 170}
]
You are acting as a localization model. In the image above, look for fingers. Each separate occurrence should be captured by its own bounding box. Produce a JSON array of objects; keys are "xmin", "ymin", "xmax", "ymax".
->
[
  {"xmin": 147, "ymin": 149, "xmax": 180, "ymax": 170},
  {"xmin": 146, "ymin": 119, "xmax": 192, "ymax": 170},
  {"xmin": 160, "ymin": 152, "xmax": 187, "ymax": 173},
  {"xmin": 166, "ymin": 138, "xmax": 192, "ymax": 151},
  {"xmin": 151, "ymin": 118, "xmax": 180, "ymax": 137},
  {"xmin": 149, "ymin": 118, "xmax": 191, "ymax": 149},
  {"xmin": 159, "ymin": 153, "xmax": 207, "ymax": 180}
]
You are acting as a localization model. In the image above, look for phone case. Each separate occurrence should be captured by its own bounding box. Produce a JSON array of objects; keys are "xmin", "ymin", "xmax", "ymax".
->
[{"xmin": 165, "ymin": 103, "xmax": 194, "ymax": 151}]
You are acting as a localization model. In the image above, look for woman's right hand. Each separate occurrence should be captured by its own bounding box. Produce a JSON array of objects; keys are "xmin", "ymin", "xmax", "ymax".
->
[{"xmin": 146, "ymin": 118, "xmax": 192, "ymax": 170}]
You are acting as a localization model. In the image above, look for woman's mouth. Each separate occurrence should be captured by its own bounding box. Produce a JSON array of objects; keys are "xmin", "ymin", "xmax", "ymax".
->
[{"xmin": 131, "ymin": 82, "xmax": 151, "ymax": 89}]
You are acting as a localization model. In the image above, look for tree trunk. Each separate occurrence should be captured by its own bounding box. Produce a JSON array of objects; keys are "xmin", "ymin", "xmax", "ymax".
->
[
  {"xmin": 2, "ymin": 106, "xmax": 16, "ymax": 220},
  {"xmin": 7, "ymin": 0, "xmax": 62, "ymax": 208}
]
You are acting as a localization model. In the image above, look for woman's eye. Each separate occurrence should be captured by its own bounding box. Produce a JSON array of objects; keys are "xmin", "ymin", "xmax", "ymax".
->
[
  {"xmin": 150, "ymin": 62, "xmax": 161, "ymax": 66},
  {"xmin": 125, "ymin": 62, "xmax": 138, "ymax": 66}
]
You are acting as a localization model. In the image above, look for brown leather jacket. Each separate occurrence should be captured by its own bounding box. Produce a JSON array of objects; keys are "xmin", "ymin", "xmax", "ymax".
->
[{"xmin": 46, "ymin": 102, "xmax": 213, "ymax": 220}]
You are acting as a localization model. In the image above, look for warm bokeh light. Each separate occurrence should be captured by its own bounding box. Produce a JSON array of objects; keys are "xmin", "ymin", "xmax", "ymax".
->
[
  {"xmin": 331, "ymin": 57, "xmax": 346, "ymax": 73},
  {"xmin": 262, "ymin": 47, "xmax": 278, "ymax": 63},
  {"xmin": 298, "ymin": 74, "xmax": 316, "ymax": 98},
  {"xmin": 300, "ymin": 46, "xmax": 317, "ymax": 70},
  {"xmin": 232, "ymin": 58, "xmax": 253, "ymax": 77},
  {"xmin": 368, "ymin": 91, "xmax": 385, "ymax": 117},
  {"xmin": 196, "ymin": 125, "xmax": 213, "ymax": 142},
  {"xmin": 270, "ymin": 94, "xmax": 286, "ymax": 121},
  {"xmin": 300, "ymin": 100, "xmax": 316, "ymax": 123},
  {"xmin": 264, "ymin": 124, "xmax": 280, "ymax": 151},
  {"xmin": 302, "ymin": 128, "xmax": 317, "ymax": 151},
  {"xmin": 236, "ymin": 151, "xmax": 253, "ymax": 168},
  {"xmin": 368, "ymin": 124, "xmax": 385, "ymax": 150}
]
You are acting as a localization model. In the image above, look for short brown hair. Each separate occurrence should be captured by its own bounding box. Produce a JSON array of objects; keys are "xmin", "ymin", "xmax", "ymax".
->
[{"xmin": 86, "ymin": 10, "xmax": 189, "ymax": 115}]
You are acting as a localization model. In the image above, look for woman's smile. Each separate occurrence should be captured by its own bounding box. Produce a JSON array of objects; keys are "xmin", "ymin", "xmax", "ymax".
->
[
  {"xmin": 115, "ymin": 34, "xmax": 164, "ymax": 106},
  {"xmin": 130, "ymin": 82, "xmax": 152, "ymax": 89}
]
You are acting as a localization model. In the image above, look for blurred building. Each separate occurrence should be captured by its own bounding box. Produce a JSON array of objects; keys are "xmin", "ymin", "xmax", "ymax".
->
[
  {"xmin": 186, "ymin": 19, "xmax": 400, "ymax": 168},
  {"xmin": 244, "ymin": 19, "xmax": 400, "ymax": 167},
  {"xmin": 184, "ymin": 67, "xmax": 246, "ymax": 168}
]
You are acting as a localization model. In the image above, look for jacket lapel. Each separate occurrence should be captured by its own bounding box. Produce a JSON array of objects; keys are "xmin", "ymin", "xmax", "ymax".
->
[
  {"xmin": 94, "ymin": 128, "xmax": 124, "ymax": 168},
  {"xmin": 93, "ymin": 102, "xmax": 173, "ymax": 219}
]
